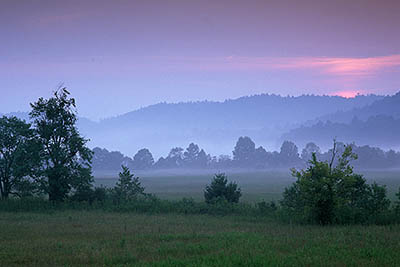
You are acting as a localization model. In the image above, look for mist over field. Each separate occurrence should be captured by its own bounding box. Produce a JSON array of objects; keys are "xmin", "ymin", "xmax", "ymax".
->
[
  {"xmin": 2, "ymin": 1, "xmax": 400, "ymax": 265},
  {"xmin": 80, "ymin": 92, "xmax": 390, "ymax": 157},
  {"xmin": 3, "ymin": 92, "xmax": 399, "ymax": 159},
  {"xmin": 90, "ymin": 92, "xmax": 399, "ymax": 155},
  {"xmin": 3, "ymin": 91, "xmax": 400, "ymax": 176},
  {"xmin": 2, "ymin": 0, "xmax": 400, "ymax": 174}
]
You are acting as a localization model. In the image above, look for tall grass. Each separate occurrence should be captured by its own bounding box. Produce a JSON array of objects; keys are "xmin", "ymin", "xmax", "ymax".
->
[
  {"xmin": 1, "ymin": 196, "xmax": 399, "ymax": 225},
  {"xmin": 1, "ymin": 211, "xmax": 400, "ymax": 266},
  {"xmin": 0, "ymin": 197, "xmax": 277, "ymax": 217}
]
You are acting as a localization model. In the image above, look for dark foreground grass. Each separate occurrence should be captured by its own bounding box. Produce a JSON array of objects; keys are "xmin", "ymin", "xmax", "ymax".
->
[{"xmin": 1, "ymin": 210, "xmax": 400, "ymax": 266}]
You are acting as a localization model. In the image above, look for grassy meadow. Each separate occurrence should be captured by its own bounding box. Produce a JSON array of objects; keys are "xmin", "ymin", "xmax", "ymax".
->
[
  {"xmin": 1, "ymin": 169, "xmax": 400, "ymax": 266},
  {"xmin": 94, "ymin": 169, "xmax": 400, "ymax": 202},
  {"xmin": 2, "ymin": 211, "xmax": 400, "ymax": 266}
]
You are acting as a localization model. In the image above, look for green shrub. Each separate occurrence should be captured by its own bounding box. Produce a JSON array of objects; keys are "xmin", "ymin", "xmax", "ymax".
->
[
  {"xmin": 204, "ymin": 173, "xmax": 241, "ymax": 204},
  {"xmin": 110, "ymin": 166, "xmax": 147, "ymax": 204},
  {"xmin": 281, "ymin": 143, "xmax": 391, "ymax": 225}
]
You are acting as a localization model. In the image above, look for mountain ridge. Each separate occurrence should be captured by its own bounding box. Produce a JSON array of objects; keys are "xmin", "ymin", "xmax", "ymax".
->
[
  {"xmin": 282, "ymin": 92, "xmax": 400, "ymax": 150},
  {"xmin": 1, "ymin": 93, "xmax": 391, "ymax": 157}
]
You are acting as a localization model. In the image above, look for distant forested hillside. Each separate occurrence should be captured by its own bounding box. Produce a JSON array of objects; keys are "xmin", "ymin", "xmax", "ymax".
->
[
  {"xmin": 1, "ymin": 93, "xmax": 386, "ymax": 157},
  {"xmin": 313, "ymin": 91, "xmax": 400, "ymax": 123},
  {"xmin": 82, "ymin": 94, "xmax": 383, "ymax": 157},
  {"xmin": 282, "ymin": 92, "xmax": 400, "ymax": 150},
  {"xmin": 282, "ymin": 115, "xmax": 400, "ymax": 151},
  {"xmin": 100, "ymin": 94, "xmax": 382, "ymax": 129}
]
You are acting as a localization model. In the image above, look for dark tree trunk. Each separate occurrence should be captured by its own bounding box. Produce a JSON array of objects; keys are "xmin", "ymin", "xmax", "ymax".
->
[
  {"xmin": 2, "ymin": 191, "xmax": 9, "ymax": 199},
  {"xmin": 0, "ymin": 176, "xmax": 10, "ymax": 200},
  {"xmin": 48, "ymin": 171, "xmax": 69, "ymax": 202},
  {"xmin": 0, "ymin": 180, "xmax": 4, "ymax": 199},
  {"xmin": 48, "ymin": 177, "xmax": 63, "ymax": 202}
]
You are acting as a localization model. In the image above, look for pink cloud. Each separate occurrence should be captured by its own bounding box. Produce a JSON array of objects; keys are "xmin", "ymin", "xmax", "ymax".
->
[
  {"xmin": 158, "ymin": 54, "xmax": 400, "ymax": 78},
  {"xmin": 2, "ymin": 54, "xmax": 400, "ymax": 88},
  {"xmin": 278, "ymin": 55, "xmax": 400, "ymax": 76}
]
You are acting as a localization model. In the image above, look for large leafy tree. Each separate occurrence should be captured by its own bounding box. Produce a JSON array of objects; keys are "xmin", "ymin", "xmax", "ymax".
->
[
  {"xmin": 132, "ymin": 148, "xmax": 154, "ymax": 170},
  {"xmin": 30, "ymin": 88, "xmax": 93, "ymax": 201},
  {"xmin": 183, "ymin": 143, "xmax": 209, "ymax": 168},
  {"xmin": 279, "ymin": 140, "xmax": 301, "ymax": 166},
  {"xmin": 183, "ymin": 143, "xmax": 201, "ymax": 167},
  {"xmin": 0, "ymin": 116, "xmax": 40, "ymax": 199},
  {"xmin": 253, "ymin": 146, "xmax": 269, "ymax": 168},
  {"xmin": 157, "ymin": 147, "xmax": 184, "ymax": 169},
  {"xmin": 92, "ymin": 147, "xmax": 132, "ymax": 171},
  {"xmin": 282, "ymin": 141, "xmax": 390, "ymax": 225},
  {"xmin": 301, "ymin": 142, "xmax": 321, "ymax": 162},
  {"xmin": 233, "ymin": 136, "xmax": 256, "ymax": 167}
]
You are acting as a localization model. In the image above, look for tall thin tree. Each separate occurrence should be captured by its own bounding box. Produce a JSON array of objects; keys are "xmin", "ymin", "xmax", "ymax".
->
[{"xmin": 30, "ymin": 88, "xmax": 93, "ymax": 201}]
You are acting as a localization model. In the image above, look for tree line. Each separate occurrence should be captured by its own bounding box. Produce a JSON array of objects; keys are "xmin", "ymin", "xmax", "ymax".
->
[
  {"xmin": 206, "ymin": 142, "xmax": 399, "ymax": 225},
  {"xmin": 92, "ymin": 137, "xmax": 400, "ymax": 172},
  {"xmin": 1, "ymin": 89, "xmax": 400, "ymax": 225}
]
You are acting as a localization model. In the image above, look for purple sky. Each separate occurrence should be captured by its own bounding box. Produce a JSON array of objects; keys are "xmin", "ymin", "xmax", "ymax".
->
[{"xmin": 1, "ymin": 0, "xmax": 400, "ymax": 120}]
